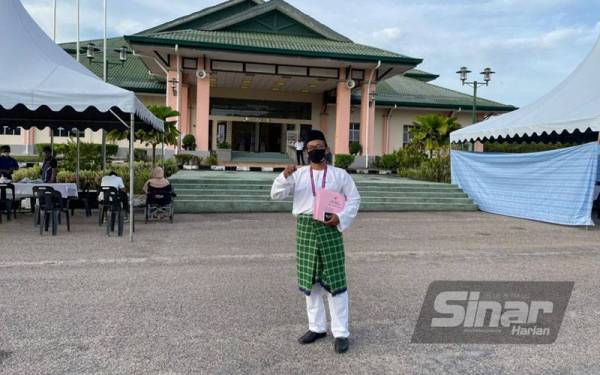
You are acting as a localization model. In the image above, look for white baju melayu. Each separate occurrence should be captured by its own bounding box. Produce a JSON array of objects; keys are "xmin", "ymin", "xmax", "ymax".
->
[{"xmin": 271, "ymin": 165, "xmax": 361, "ymax": 338}]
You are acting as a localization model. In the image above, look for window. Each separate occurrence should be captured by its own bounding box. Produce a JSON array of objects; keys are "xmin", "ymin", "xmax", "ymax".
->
[
  {"xmin": 52, "ymin": 128, "xmax": 75, "ymax": 137},
  {"xmin": 210, "ymin": 98, "xmax": 312, "ymax": 120},
  {"xmin": 403, "ymin": 125, "xmax": 414, "ymax": 146},
  {"xmin": 349, "ymin": 122, "xmax": 360, "ymax": 144},
  {"xmin": 0, "ymin": 126, "xmax": 21, "ymax": 135},
  {"xmin": 217, "ymin": 122, "xmax": 227, "ymax": 143}
]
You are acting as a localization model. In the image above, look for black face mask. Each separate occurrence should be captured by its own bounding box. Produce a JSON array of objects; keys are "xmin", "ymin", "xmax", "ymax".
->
[{"xmin": 308, "ymin": 149, "xmax": 326, "ymax": 163}]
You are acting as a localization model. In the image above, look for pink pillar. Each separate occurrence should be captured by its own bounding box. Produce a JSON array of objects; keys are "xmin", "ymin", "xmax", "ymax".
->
[
  {"xmin": 381, "ymin": 113, "xmax": 389, "ymax": 155},
  {"xmin": 474, "ymin": 141, "xmax": 484, "ymax": 152},
  {"xmin": 22, "ymin": 128, "xmax": 35, "ymax": 154},
  {"xmin": 334, "ymin": 68, "xmax": 351, "ymax": 155},
  {"xmin": 359, "ymin": 77, "xmax": 376, "ymax": 156},
  {"xmin": 320, "ymin": 112, "xmax": 328, "ymax": 140},
  {"xmin": 179, "ymin": 84, "xmax": 190, "ymax": 135},
  {"xmin": 195, "ymin": 59, "xmax": 210, "ymax": 152}
]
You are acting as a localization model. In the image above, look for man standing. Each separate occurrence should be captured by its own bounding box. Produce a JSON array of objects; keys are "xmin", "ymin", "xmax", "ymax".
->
[
  {"xmin": 41, "ymin": 146, "xmax": 58, "ymax": 183},
  {"xmin": 271, "ymin": 130, "xmax": 360, "ymax": 353},
  {"xmin": 0, "ymin": 145, "xmax": 19, "ymax": 180},
  {"xmin": 294, "ymin": 138, "xmax": 305, "ymax": 165}
]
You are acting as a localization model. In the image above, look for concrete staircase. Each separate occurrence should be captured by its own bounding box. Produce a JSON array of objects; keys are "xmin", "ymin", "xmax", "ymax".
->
[{"xmin": 170, "ymin": 171, "xmax": 478, "ymax": 214}]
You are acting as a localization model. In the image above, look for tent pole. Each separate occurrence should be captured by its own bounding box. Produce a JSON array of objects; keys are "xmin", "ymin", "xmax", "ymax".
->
[
  {"xmin": 129, "ymin": 113, "xmax": 135, "ymax": 242},
  {"xmin": 76, "ymin": 129, "xmax": 80, "ymax": 187},
  {"xmin": 102, "ymin": 0, "xmax": 107, "ymax": 171},
  {"xmin": 102, "ymin": 131, "xmax": 106, "ymax": 170},
  {"xmin": 161, "ymin": 133, "xmax": 165, "ymax": 168}
]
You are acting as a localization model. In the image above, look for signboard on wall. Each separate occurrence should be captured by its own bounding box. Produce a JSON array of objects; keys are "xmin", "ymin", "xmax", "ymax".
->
[{"xmin": 286, "ymin": 131, "xmax": 297, "ymax": 146}]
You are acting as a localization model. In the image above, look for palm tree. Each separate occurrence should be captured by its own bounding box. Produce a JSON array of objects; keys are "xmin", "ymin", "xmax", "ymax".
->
[
  {"xmin": 410, "ymin": 114, "xmax": 461, "ymax": 157},
  {"xmin": 107, "ymin": 105, "xmax": 180, "ymax": 167}
]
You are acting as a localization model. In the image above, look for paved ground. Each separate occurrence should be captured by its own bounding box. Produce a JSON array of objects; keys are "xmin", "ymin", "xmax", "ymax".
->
[{"xmin": 0, "ymin": 211, "xmax": 599, "ymax": 374}]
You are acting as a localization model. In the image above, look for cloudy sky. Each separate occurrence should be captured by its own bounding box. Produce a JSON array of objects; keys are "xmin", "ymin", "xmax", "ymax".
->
[{"xmin": 21, "ymin": 0, "xmax": 600, "ymax": 107}]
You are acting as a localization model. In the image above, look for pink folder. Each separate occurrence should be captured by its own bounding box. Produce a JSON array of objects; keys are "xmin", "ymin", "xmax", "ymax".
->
[{"xmin": 313, "ymin": 189, "xmax": 346, "ymax": 222}]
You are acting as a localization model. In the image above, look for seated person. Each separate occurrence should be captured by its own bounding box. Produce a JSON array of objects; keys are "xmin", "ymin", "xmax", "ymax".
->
[
  {"xmin": 41, "ymin": 146, "xmax": 58, "ymax": 183},
  {"xmin": 143, "ymin": 167, "xmax": 171, "ymax": 193},
  {"xmin": 0, "ymin": 145, "xmax": 19, "ymax": 180},
  {"xmin": 99, "ymin": 171, "xmax": 129, "ymax": 212}
]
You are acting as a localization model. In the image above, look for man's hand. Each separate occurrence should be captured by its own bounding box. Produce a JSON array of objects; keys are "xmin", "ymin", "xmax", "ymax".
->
[
  {"xmin": 324, "ymin": 213, "xmax": 340, "ymax": 227},
  {"xmin": 283, "ymin": 165, "xmax": 297, "ymax": 178}
]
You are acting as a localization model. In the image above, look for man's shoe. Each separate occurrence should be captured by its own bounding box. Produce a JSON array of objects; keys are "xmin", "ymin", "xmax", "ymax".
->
[
  {"xmin": 334, "ymin": 337, "xmax": 349, "ymax": 353},
  {"xmin": 298, "ymin": 330, "xmax": 327, "ymax": 344}
]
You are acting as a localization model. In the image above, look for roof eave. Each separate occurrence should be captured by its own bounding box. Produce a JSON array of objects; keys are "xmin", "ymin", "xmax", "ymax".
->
[{"xmin": 125, "ymin": 35, "xmax": 423, "ymax": 65}]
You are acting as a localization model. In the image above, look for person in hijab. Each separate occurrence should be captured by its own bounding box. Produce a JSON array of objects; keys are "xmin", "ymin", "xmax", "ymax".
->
[
  {"xmin": 143, "ymin": 167, "xmax": 171, "ymax": 193},
  {"xmin": 270, "ymin": 129, "xmax": 361, "ymax": 354}
]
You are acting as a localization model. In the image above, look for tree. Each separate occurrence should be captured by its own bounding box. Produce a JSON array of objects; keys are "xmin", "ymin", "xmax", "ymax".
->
[
  {"xmin": 410, "ymin": 114, "xmax": 462, "ymax": 157},
  {"xmin": 107, "ymin": 105, "xmax": 180, "ymax": 167}
]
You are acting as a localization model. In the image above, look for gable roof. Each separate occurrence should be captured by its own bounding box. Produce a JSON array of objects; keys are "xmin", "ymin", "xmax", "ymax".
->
[
  {"xmin": 136, "ymin": 0, "xmax": 264, "ymax": 35},
  {"xmin": 350, "ymin": 75, "xmax": 516, "ymax": 112},
  {"xmin": 201, "ymin": 0, "xmax": 351, "ymax": 42}
]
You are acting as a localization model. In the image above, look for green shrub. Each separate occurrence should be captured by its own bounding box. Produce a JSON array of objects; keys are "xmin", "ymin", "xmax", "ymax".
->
[
  {"xmin": 399, "ymin": 156, "xmax": 450, "ymax": 183},
  {"xmin": 217, "ymin": 140, "xmax": 230, "ymax": 149},
  {"xmin": 162, "ymin": 158, "xmax": 178, "ymax": 177},
  {"xmin": 334, "ymin": 154, "xmax": 355, "ymax": 169},
  {"xmin": 12, "ymin": 162, "xmax": 174, "ymax": 194},
  {"xmin": 174, "ymin": 154, "xmax": 194, "ymax": 167},
  {"xmin": 349, "ymin": 142, "xmax": 362, "ymax": 155},
  {"xmin": 14, "ymin": 155, "xmax": 41, "ymax": 163},
  {"xmin": 395, "ymin": 144, "xmax": 428, "ymax": 173},
  {"xmin": 182, "ymin": 134, "xmax": 196, "ymax": 151},
  {"xmin": 35, "ymin": 143, "xmax": 118, "ymax": 161},
  {"xmin": 204, "ymin": 154, "xmax": 218, "ymax": 166},
  {"xmin": 12, "ymin": 165, "xmax": 41, "ymax": 181},
  {"xmin": 375, "ymin": 154, "xmax": 399, "ymax": 171},
  {"xmin": 484, "ymin": 142, "xmax": 575, "ymax": 153},
  {"xmin": 133, "ymin": 149, "xmax": 147, "ymax": 162}
]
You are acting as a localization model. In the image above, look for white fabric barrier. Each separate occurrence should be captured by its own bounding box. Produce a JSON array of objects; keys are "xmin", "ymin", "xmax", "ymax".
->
[
  {"xmin": 451, "ymin": 142, "xmax": 600, "ymax": 226},
  {"xmin": 13, "ymin": 183, "xmax": 78, "ymax": 200}
]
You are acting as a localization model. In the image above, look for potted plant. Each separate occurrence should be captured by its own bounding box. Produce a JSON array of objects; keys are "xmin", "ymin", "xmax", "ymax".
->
[{"xmin": 215, "ymin": 140, "xmax": 231, "ymax": 162}]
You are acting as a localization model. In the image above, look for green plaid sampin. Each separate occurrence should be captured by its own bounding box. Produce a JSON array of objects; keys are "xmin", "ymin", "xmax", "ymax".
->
[{"xmin": 296, "ymin": 214, "xmax": 347, "ymax": 296}]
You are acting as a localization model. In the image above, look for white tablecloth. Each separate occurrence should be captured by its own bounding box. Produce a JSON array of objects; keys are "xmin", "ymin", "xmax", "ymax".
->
[{"xmin": 13, "ymin": 183, "xmax": 79, "ymax": 199}]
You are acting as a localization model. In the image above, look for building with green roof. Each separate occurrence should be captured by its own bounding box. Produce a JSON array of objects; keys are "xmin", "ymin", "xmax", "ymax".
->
[{"xmin": 2, "ymin": 0, "xmax": 515, "ymax": 161}]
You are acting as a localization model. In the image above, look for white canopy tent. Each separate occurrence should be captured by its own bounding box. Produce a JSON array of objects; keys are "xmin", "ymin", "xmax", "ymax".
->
[
  {"xmin": 0, "ymin": 0, "xmax": 164, "ymax": 241},
  {"xmin": 450, "ymin": 34, "xmax": 600, "ymax": 226},
  {"xmin": 451, "ymin": 35, "xmax": 600, "ymax": 144}
]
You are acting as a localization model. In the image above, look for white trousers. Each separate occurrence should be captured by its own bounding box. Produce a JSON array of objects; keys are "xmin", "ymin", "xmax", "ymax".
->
[{"xmin": 305, "ymin": 284, "xmax": 349, "ymax": 338}]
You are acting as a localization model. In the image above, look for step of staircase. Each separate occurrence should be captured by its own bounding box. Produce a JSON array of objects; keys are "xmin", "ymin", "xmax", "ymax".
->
[{"xmin": 170, "ymin": 171, "xmax": 478, "ymax": 213}]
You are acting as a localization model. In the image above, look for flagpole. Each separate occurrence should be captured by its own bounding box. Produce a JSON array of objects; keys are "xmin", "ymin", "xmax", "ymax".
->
[
  {"xmin": 50, "ymin": 0, "xmax": 57, "ymax": 154},
  {"xmin": 76, "ymin": 0, "xmax": 80, "ymax": 62},
  {"xmin": 53, "ymin": 0, "xmax": 57, "ymax": 41}
]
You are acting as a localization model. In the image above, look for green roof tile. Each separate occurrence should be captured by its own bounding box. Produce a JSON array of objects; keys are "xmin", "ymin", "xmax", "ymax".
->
[
  {"xmin": 352, "ymin": 75, "xmax": 516, "ymax": 111},
  {"xmin": 60, "ymin": 37, "xmax": 165, "ymax": 93},
  {"xmin": 125, "ymin": 30, "xmax": 421, "ymax": 64}
]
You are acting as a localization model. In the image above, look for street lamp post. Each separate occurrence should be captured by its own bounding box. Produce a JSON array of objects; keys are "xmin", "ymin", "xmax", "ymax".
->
[{"xmin": 456, "ymin": 66, "xmax": 495, "ymax": 124}]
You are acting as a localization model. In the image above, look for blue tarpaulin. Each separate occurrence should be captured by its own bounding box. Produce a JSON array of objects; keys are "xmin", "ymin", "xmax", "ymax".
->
[{"xmin": 451, "ymin": 142, "xmax": 600, "ymax": 226}]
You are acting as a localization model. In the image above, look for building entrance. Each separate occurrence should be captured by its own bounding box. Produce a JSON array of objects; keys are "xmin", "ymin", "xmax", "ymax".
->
[{"xmin": 231, "ymin": 122, "xmax": 283, "ymax": 153}]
